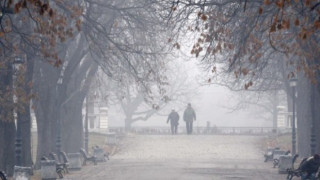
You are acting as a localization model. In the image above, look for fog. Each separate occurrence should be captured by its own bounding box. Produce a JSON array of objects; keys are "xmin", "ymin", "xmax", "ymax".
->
[
  {"xmin": 1, "ymin": 1, "xmax": 319, "ymax": 179},
  {"xmin": 107, "ymin": 56, "xmax": 272, "ymax": 128},
  {"xmin": 108, "ymin": 83, "xmax": 271, "ymax": 128}
]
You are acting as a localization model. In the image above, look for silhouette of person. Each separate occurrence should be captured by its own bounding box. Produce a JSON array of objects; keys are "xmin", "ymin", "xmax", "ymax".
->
[
  {"xmin": 183, "ymin": 103, "xmax": 196, "ymax": 134},
  {"xmin": 300, "ymin": 154, "xmax": 320, "ymax": 180},
  {"xmin": 167, "ymin": 109, "xmax": 179, "ymax": 134}
]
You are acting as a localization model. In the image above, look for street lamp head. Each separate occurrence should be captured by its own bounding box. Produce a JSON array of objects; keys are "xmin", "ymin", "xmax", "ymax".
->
[{"xmin": 289, "ymin": 78, "xmax": 297, "ymax": 87}]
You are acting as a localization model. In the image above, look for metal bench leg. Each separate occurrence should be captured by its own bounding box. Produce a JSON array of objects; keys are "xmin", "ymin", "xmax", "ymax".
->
[{"xmin": 57, "ymin": 168, "xmax": 64, "ymax": 179}]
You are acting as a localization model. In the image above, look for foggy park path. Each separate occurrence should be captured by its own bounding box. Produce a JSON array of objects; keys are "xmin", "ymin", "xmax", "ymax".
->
[{"xmin": 65, "ymin": 135, "xmax": 286, "ymax": 180}]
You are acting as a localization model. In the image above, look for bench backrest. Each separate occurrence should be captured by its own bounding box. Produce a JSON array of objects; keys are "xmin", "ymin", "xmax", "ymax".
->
[
  {"xmin": 291, "ymin": 154, "xmax": 299, "ymax": 168},
  {"xmin": 79, "ymin": 148, "xmax": 89, "ymax": 159},
  {"xmin": 41, "ymin": 156, "xmax": 49, "ymax": 161},
  {"xmin": 273, "ymin": 150, "xmax": 287, "ymax": 160},
  {"xmin": 59, "ymin": 151, "xmax": 69, "ymax": 163},
  {"xmin": 49, "ymin": 152, "xmax": 60, "ymax": 163},
  {"xmin": 0, "ymin": 170, "xmax": 7, "ymax": 180}
]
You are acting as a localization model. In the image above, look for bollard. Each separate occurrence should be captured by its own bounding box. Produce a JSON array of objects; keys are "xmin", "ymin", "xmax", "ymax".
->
[
  {"xmin": 40, "ymin": 160, "xmax": 56, "ymax": 180},
  {"xmin": 13, "ymin": 166, "xmax": 32, "ymax": 180},
  {"xmin": 68, "ymin": 153, "xmax": 82, "ymax": 171}
]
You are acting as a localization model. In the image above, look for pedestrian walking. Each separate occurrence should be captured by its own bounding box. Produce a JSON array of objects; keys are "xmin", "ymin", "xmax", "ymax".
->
[
  {"xmin": 183, "ymin": 103, "xmax": 196, "ymax": 134},
  {"xmin": 167, "ymin": 109, "xmax": 180, "ymax": 134}
]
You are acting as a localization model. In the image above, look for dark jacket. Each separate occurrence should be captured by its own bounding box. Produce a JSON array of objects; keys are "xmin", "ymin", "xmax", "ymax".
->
[
  {"xmin": 167, "ymin": 111, "xmax": 179, "ymax": 125},
  {"xmin": 183, "ymin": 107, "xmax": 196, "ymax": 122},
  {"xmin": 300, "ymin": 157, "xmax": 320, "ymax": 174}
]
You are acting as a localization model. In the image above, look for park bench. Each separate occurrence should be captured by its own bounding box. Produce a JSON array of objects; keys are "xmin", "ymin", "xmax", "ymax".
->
[
  {"xmin": 49, "ymin": 152, "xmax": 69, "ymax": 175},
  {"xmin": 58, "ymin": 151, "xmax": 70, "ymax": 173},
  {"xmin": 287, "ymin": 155, "xmax": 320, "ymax": 180},
  {"xmin": 273, "ymin": 150, "xmax": 290, "ymax": 168},
  {"xmin": 0, "ymin": 171, "xmax": 7, "ymax": 180},
  {"xmin": 43, "ymin": 155, "xmax": 64, "ymax": 179},
  {"xmin": 79, "ymin": 148, "xmax": 97, "ymax": 165},
  {"xmin": 93, "ymin": 145, "xmax": 109, "ymax": 162},
  {"xmin": 286, "ymin": 154, "xmax": 301, "ymax": 180},
  {"xmin": 264, "ymin": 147, "xmax": 280, "ymax": 162}
]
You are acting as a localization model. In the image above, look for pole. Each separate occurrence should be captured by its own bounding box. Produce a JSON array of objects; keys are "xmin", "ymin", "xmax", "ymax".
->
[
  {"xmin": 292, "ymin": 86, "xmax": 296, "ymax": 156},
  {"xmin": 56, "ymin": 81, "xmax": 62, "ymax": 157},
  {"xmin": 85, "ymin": 98, "xmax": 89, "ymax": 152},
  {"xmin": 56, "ymin": 115, "xmax": 61, "ymax": 155},
  {"xmin": 15, "ymin": 118, "xmax": 22, "ymax": 166},
  {"xmin": 13, "ymin": 59, "xmax": 22, "ymax": 166}
]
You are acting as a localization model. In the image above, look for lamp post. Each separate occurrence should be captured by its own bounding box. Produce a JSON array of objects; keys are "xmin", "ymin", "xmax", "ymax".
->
[
  {"xmin": 85, "ymin": 97, "xmax": 89, "ymax": 152},
  {"xmin": 56, "ymin": 77, "xmax": 63, "ymax": 156},
  {"xmin": 289, "ymin": 77, "xmax": 297, "ymax": 156},
  {"xmin": 14, "ymin": 56, "xmax": 25, "ymax": 166}
]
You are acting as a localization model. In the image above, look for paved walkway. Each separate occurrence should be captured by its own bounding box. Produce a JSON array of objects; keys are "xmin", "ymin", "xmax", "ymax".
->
[{"xmin": 65, "ymin": 135, "xmax": 288, "ymax": 180}]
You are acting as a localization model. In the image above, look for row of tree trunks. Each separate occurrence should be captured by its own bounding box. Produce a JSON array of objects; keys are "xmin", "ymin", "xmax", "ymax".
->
[{"xmin": 32, "ymin": 32, "xmax": 96, "ymax": 164}]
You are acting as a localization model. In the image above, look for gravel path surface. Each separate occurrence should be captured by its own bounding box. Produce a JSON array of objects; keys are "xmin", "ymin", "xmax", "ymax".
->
[{"xmin": 65, "ymin": 135, "xmax": 288, "ymax": 180}]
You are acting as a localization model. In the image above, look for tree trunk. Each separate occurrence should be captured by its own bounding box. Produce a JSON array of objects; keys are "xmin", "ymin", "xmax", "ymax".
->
[
  {"xmin": 34, "ymin": 105, "xmax": 57, "ymax": 167},
  {"xmin": 33, "ymin": 82, "xmax": 59, "ymax": 167},
  {"xmin": 0, "ymin": 121, "xmax": 15, "ymax": 176},
  {"xmin": 125, "ymin": 118, "xmax": 132, "ymax": 131},
  {"xmin": 62, "ymin": 97, "xmax": 84, "ymax": 153},
  {"xmin": 0, "ymin": 122, "xmax": 4, "ymax": 171},
  {"xmin": 310, "ymin": 83, "xmax": 316, "ymax": 155},
  {"xmin": 19, "ymin": 53, "xmax": 34, "ymax": 167},
  {"xmin": 313, "ymin": 85, "xmax": 320, "ymax": 154},
  {"xmin": 18, "ymin": 107, "xmax": 32, "ymax": 167},
  {"xmin": 61, "ymin": 61, "xmax": 97, "ymax": 153},
  {"xmin": 272, "ymin": 90, "xmax": 278, "ymax": 133},
  {"xmin": 0, "ymin": 61, "xmax": 15, "ymax": 176},
  {"xmin": 296, "ymin": 75, "xmax": 311, "ymax": 157},
  {"xmin": 4, "ymin": 122, "xmax": 15, "ymax": 176},
  {"xmin": 33, "ymin": 60, "xmax": 61, "ymax": 167}
]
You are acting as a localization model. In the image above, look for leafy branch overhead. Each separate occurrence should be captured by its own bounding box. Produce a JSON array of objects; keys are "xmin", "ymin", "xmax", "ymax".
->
[
  {"xmin": 169, "ymin": 0, "xmax": 320, "ymax": 90},
  {"xmin": 0, "ymin": 0, "xmax": 82, "ymax": 65}
]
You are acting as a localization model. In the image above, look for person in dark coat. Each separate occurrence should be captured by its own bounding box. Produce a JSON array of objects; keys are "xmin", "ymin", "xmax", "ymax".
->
[
  {"xmin": 183, "ymin": 103, "xmax": 196, "ymax": 134},
  {"xmin": 167, "ymin": 109, "xmax": 180, "ymax": 134},
  {"xmin": 300, "ymin": 154, "xmax": 320, "ymax": 180}
]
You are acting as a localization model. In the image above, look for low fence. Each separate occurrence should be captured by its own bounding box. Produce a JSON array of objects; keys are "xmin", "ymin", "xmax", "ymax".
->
[{"xmin": 108, "ymin": 126, "xmax": 292, "ymax": 136}]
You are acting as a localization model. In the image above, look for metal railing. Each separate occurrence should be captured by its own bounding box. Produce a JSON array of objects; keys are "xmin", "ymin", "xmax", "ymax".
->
[{"xmin": 108, "ymin": 126, "xmax": 292, "ymax": 135}]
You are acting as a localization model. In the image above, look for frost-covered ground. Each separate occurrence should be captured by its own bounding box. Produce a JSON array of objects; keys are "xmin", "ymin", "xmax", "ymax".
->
[
  {"xmin": 65, "ymin": 134, "xmax": 287, "ymax": 180},
  {"xmin": 114, "ymin": 135, "xmax": 262, "ymax": 160}
]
